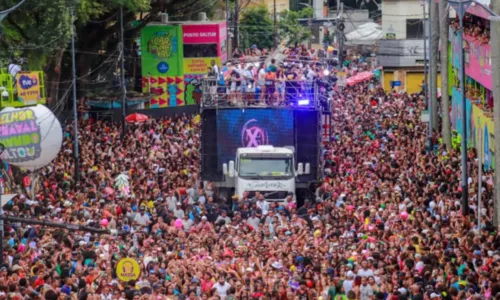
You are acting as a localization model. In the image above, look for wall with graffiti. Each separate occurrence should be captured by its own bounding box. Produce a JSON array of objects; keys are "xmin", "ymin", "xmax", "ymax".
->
[{"xmin": 451, "ymin": 86, "xmax": 495, "ymax": 169}]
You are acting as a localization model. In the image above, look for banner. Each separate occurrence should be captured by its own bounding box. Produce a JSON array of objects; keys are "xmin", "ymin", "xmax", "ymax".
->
[
  {"xmin": 182, "ymin": 24, "xmax": 219, "ymax": 44},
  {"xmin": 16, "ymin": 72, "xmax": 41, "ymax": 106},
  {"xmin": 183, "ymin": 57, "xmax": 219, "ymax": 74},
  {"xmin": 141, "ymin": 25, "xmax": 183, "ymax": 77},
  {"xmin": 451, "ymin": 86, "xmax": 495, "ymax": 169}
]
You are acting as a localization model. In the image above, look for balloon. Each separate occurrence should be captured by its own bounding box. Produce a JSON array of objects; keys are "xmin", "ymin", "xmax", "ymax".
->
[
  {"xmin": 400, "ymin": 211, "xmax": 409, "ymax": 220},
  {"xmin": 0, "ymin": 105, "xmax": 62, "ymax": 170},
  {"xmin": 174, "ymin": 219, "xmax": 183, "ymax": 229},
  {"xmin": 100, "ymin": 218, "xmax": 109, "ymax": 227},
  {"xmin": 314, "ymin": 230, "xmax": 321, "ymax": 238}
]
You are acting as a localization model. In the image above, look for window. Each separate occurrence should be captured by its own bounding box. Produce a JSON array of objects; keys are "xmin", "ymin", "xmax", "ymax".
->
[
  {"xmin": 406, "ymin": 19, "xmax": 424, "ymax": 39},
  {"xmin": 239, "ymin": 157, "xmax": 293, "ymax": 178},
  {"xmin": 183, "ymin": 44, "xmax": 218, "ymax": 58}
]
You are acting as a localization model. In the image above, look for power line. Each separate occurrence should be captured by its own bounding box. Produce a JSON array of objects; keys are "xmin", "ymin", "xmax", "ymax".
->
[{"xmin": 87, "ymin": 11, "xmax": 119, "ymax": 24}]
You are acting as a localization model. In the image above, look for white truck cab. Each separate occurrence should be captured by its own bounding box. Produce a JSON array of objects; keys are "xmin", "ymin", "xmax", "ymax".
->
[{"xmin": 222, "ymin": 145, "xmax": 310, "ymax": 202}]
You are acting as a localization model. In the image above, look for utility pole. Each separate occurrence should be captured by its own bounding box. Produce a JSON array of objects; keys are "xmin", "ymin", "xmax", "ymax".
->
[
  {"xmin": 430, "ymin": 0, "xmax": 439, "ymax": 131},
  {"xmin": 233, "ymin": 0, "xmax": 239, "ymax": 50},
  {"xmin": 120, "ymin": 6, "xmax": 127, "ymax": 139},
  {"xmin": 439, "ymin": 0, "xmax": 451, "ymax": 149},
  {"xmin": 337, "ymin": 1, "xmax": 344, "ymax": 66},
  {"xmin": 478, "ymin": 127, "xmax": 482, "ymax": 234},
  {"xmin": 491, "ymin": 3, "xmax": 500, "ymax": 225},
  {"xmin": 308, "ymin": 0, "xmax": 313, "ymax": 49},
  {"xmin": 71, "ymin": 6, "xmax": 80, "ymax": 183},
  {"xmin": 427, "ymin": 0, "xmax": 434, "ymax": 151},
  {"xmin": 273, "ymin": 0, "xmax": 277, "ymax": 48},
  {"xmin": 422, "ymin": 3, "xmax": 428, "ymax": 116},
  {"xmin": 226, "ymin": 0, "xmax": 230, "ymax": 60},
  {"xmin": 456, "ymin": 0, "xmax": 468, "ymax": 216}
]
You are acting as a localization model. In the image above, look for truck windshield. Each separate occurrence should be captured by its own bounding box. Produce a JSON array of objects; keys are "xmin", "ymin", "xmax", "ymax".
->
[{"xmin": 239, "ymin": 157, "xmax": 293, "ymax": 177}]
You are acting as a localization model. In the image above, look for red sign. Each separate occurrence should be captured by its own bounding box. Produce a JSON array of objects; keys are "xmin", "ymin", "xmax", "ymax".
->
[{"xmin": 182, "ymin": 25, "xmax": 218, "ymax": 44}]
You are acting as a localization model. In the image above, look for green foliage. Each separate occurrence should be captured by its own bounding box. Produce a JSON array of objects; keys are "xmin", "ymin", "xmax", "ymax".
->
[
  {"xmin": 278, "ymin": 7, "xmax": 313, "ymax": 47},
  {"xmin": 239, "ymin": 7, "xmax": 274, "ymax": 50},
  {"xmin": 0, "ymin": 0, "xmax": 150, "ymax": 71}
]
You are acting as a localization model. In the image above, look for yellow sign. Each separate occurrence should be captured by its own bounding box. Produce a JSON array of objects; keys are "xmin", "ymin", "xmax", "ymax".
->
[
  {"xmin": 16, "ymin": 72, "xmax": 41, "ymax": 106},
  {"xmin": 183, "ymin": 57, "xmax": 220, "ymax": 74},
  {"xmin": 116, "ymin": 258, "xmax": 141, "ymax": 282}
]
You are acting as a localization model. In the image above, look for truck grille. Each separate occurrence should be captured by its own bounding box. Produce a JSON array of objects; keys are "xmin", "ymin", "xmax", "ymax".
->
[{"xmin": 247, "ymin": 191, "xmax": 288, "ymax": 200}]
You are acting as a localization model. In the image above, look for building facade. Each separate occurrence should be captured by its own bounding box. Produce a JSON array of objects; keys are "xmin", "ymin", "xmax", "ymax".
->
[
  {"xmin": 377, "ymin": 0, "xmax": 442, "ymax": 94},
  {"xmin": 448, "ymin": 1, "xmax": 495, "ymax": 169}
]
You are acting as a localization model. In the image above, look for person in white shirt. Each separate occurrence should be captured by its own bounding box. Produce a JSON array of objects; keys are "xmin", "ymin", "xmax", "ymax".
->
[
  {"xmin": 256, "ymin": 197, "xmax": 269, "ymax": 215},
  {"xmin": 343, "ymin": 271, "xmax": 355, "ymax": 293},
  {"xmin": 212, "ymin": 276, "xmax": 231, "ymax": 299},
  {"xmin": 357, "ymin": 260, "xmax": 374, "ymax": 277}
]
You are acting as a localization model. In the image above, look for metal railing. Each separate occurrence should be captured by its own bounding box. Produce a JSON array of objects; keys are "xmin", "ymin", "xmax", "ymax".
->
[{"xmin": 201, "ymin": 79, "xmax": 320, "ymax": 110}]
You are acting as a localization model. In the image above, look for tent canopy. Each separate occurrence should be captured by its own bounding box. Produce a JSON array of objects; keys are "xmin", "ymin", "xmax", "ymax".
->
[{"xmin": 345, "ymin": 22, "xmax": 383, "ymax": 45}]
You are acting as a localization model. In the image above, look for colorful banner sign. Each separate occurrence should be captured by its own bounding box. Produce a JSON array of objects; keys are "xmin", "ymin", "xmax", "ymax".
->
[
  {"xmin": 141, "ymin": 25, "xmax": 183, "ymax": 77},
  {"xmin": 450, "ymin": 27, "xmax": 492, "ymax": 90},
  {"xmin": 183, "ymin": 57, "xmax": 219, "ymax": 74},
  {"xmin": 16, "ymin": 72, "xmax": 41, "ymax": 106},
  {"xmin": 182, "ymin": 24, "xmax": 219, "ymax": 44},
  {"xmin": 451, "ymin": 87, "xmax": 495, "ymax": 169}
]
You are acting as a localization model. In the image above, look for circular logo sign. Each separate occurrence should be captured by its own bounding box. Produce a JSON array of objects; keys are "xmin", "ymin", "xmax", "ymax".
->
[
  {"xmin": 241, "ymin": 119, "xmax": 268, "ymax": 147},
  {"xmin": 157, "ymin": 62, "xmax": 169, "ymax": 73},
  {"xmin": 116, "ymin": 258, "xmax": 141, "ymax": 282}
]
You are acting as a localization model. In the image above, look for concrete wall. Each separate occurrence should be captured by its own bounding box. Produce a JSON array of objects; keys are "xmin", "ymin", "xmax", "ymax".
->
[{"xmin": 381, "ymin": 0, "xmax": 425, "ymax": 40}]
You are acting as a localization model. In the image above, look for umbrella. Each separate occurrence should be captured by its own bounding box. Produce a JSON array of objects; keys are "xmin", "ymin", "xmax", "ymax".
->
[{"xmin": 125, "ymin": 113, "xmax": 149, "ymax": 123}]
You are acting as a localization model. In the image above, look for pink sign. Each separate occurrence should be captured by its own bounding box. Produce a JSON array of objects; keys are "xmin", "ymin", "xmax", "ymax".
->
[
  {"xmin": 182, "ymin": 25, "xmax": 218, "ymax": 44},
  {"xmin": 464, "ymin": 34, "xmax": 492, "ymax": 91}
]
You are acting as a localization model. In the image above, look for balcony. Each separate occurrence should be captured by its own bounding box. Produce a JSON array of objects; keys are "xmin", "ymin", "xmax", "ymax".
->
[
  {"xmin": 448, "ymin": 26, "xmax": 492, "ymax": 91},
  {"xmin": 200, "ymin": 79, "xmax": 321, "ymax": 110}
]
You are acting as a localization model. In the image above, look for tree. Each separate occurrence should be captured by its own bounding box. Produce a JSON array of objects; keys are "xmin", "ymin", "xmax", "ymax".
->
[
  {"xmin": 239, "ymin": 7, "xmax": 274, "ymax": 50},
  {"xmin": 279, "ymin": 7, "xmax": 312, "ymax": 47},
  {"xmin": 0, "ymin": 0, "xmax": 219, "ymax": 104}
]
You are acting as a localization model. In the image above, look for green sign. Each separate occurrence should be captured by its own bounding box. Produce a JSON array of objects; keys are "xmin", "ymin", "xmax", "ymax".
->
[{"xmin": 141, "ymin": 25, "xmax": 183, "ymax": 77}]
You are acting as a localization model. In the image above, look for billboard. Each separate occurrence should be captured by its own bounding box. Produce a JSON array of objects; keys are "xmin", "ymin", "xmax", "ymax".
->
[
  {"xmin": 141, "ymin": 25, "xmax": 183, "ymax": 77},
  {"xmin": 216, "ymin": 109, "xmax": 294, "ymax": 164},
  {"xmin": 182, "ymin": 24, "xmax": 219, "ymax": 44},
  {"xmin": 16, "ymin": 72, "xmax": 41, "ymax": 106}
]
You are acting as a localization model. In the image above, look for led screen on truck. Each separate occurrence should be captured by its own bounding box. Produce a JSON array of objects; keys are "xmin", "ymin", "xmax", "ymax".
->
[{"xmin": 216, "ymin": 109, "xmax": 294, "ymax": 165}]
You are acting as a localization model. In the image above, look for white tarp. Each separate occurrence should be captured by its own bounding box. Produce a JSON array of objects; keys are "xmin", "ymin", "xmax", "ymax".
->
[
  {"xmin": 345, "ymin": 22, "xmax": 383, "ymax": 45},
  {"xmin": 0, "ymin": 194, "xmax": 18, "ymax": 207}
]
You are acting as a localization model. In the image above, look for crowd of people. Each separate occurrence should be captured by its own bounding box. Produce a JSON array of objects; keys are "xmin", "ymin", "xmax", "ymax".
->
[
  {"xmin": 0, "ymin": 48, "xmax": 498, "ymax": 300},
  {"xmin": 207, "ymin": 45, "xmax": 368, "ymax": 107},
  {"xmin": 450, "ymin": 13, "xmax": 490, "ymax": 45}
]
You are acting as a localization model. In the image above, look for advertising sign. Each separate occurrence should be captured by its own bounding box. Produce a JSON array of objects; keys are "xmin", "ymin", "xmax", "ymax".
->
[
  {"xmin": 16, "ymin": 72, "xmax": 41, "ymax": 106},
  {"xmin": 216, "ymin": 109, "xmax": 294, "ymax": 164},
  {"xmin": 116, "ymin": 258, "xmax": 141, "ymax": 282},
  {"xmin": 0, "ymin": 105, "xmax": 63, "ymax": 170},
  {"xmin": 184, "ymin": 57, "xmax": 220, "ymax": 74},
  {"xmin": 182, "ymin": 24, "xmax": 219, "ymax": 44},
  {"xmin": 141, "ymin": 25, "xmax": 182, "ymax": 77}
]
